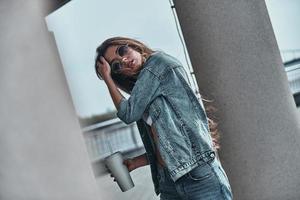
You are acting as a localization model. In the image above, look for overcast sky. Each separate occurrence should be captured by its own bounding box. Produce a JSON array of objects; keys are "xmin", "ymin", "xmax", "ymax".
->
[
  {"xmin": 46, "ymin": 0, "xmax": 194, "ymax": 118},
  {"xmin": 265, "ymin": 0, "xmax": 300, "ymax": 51},
  {"xmin": 46, "ymin": 0, "xmax": 300, "ymax": 118}
]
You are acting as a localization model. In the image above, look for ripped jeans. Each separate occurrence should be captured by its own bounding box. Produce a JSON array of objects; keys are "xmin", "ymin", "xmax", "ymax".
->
[{"xmin": 157, "ymin": 157, "xmax": 233, "ymax": 200}]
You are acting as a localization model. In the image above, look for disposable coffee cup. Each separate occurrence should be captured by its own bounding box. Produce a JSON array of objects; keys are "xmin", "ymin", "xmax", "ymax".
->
[{"xmin": 105, "ymin": 151, "xmax": 134, "ymax": 192}]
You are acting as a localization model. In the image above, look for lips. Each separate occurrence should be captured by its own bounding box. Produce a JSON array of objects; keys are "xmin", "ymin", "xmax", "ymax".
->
[{"xmin": 129, "ymin": 59, "xmax": 135, "ymax": 67}]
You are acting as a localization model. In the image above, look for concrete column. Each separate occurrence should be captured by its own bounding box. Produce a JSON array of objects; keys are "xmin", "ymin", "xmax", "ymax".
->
[
  {"xmin": 0, "ymin": 1, "xmax": 100, "ymax": 200},
  {"xmin": 174, "ymin": 0, "xmax": 300, "ymax": 199}
]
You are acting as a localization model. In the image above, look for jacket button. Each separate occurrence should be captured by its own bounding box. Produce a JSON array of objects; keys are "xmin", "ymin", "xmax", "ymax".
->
[{"xmin": 210, "ymin": 153, "xmax": 215, "ymax": 158}]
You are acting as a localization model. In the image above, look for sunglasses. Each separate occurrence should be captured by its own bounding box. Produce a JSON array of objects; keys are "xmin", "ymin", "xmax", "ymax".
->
[{"xmin": 110, "ymin": 44, "xmax": 130, "ymax": 73}]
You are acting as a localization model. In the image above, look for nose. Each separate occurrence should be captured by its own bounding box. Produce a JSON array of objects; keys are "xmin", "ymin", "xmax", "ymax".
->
[{"xmin": 121, "ymin": 57, "xmax": 130, "ymax": 64}]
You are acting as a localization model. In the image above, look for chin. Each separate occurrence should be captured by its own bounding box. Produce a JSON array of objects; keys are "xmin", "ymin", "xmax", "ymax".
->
[{"xmin": 135, "ymin": 64, "xmax": 143, "ymax": 70}]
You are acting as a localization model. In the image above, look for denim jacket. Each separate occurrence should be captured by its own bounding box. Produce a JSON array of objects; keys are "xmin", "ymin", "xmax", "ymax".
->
[{"xmin": 117, "ymin": 51, "xmax": 215, "ymax": 195}]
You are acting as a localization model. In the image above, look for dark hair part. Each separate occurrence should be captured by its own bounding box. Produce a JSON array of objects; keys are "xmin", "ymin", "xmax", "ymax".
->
[{"xmin": 94, "ymin": 36, "xmax": 220, "ymax": 150}]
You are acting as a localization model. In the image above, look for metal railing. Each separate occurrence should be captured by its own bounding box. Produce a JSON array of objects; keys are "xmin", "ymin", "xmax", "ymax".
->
[
  {"xmin": 285, "ymin": 65, "xmax": 300, "ymax": 94},
  {"xmin": 282, "ymin": 50, "xmax": 300, "ymax": 95},
  {"xmin": 82, "ymin": 118, "xmax": 144, "ymax": 162},
  {"xmin": 282, "ymin": 50, "xmax": 300, "ymax": 106}
]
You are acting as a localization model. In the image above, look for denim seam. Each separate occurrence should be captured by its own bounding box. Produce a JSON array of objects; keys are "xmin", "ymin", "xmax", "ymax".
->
[
  {"xmin": 187, "ymin": 168, "xmax": 213, "ymax": 181},
  {"xmin": 144, "ymin": 68, "xmax": 163, "ymax": 81},
  {"xmin": 173, "ymin": 68, "xmax": 208, "ymax": 120},
  {"xmin": 169, "ymin": 151, "xmax": 215, "ymax": 178},
  {"xmin": 145, "ymin": 64, "xmax": 172, "ymax": 81},
  {"xmin": 208, "ymin": 160, "xmax": 228, "ymax": 200}
]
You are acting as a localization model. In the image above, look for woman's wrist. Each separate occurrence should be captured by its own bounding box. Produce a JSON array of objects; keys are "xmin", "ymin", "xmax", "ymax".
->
[
  {"xmin": 133, "ymin": 153, "xmax": 149, "ymax": 168},
  {"xmin": 103, "ymin": 74, "xmax": 112, "ymax": 83},
  {"xmin": 127, "ymin": 158, "xmax": 135, "ymax": 170}
]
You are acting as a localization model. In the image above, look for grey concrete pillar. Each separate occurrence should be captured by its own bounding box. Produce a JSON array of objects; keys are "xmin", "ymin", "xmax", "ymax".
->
[
  {"xmin": 0, "ymin": 1, "xmax": 100, "ymax": 200},
  {"xmin": 174, "ymin": 0, "xmax": 300, "ymax": 199}
]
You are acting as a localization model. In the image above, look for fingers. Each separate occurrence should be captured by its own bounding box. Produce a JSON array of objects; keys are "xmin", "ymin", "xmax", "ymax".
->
[
  {"xmin": 104, "ymin": 164, "xmax": 110, "ymax": 172},
  {"xmin": 96, "ymin": 60, "xmax": 102, "ymax": 71},
  {"xmin": 96, "ymin": 62, "xmax": 102, "ymax": 75},
  {"xmin": 123, "ymin": 159, "xmax": 129, "ymax": 165},
  {"xmin": 110, "ymin": 173, "xmax": 116, "ymax": 182},
  {"xmin": 98, "ymin": 57, "xmax": 104, "ymax": 65},
  {"xmin": 106, "ymin": 166, "xmax": 116, "ymax": 182},
  {"xmin": 97, "ymin": 57, "xmax": 111, "ymax": 79},
  {"xmin": 96, "ymin": 57, "xmax": 106, "ymax": 69},
  {"xmin": 99, "ymin": 56, "xmax": 108, "ymax": 65},
  {"xmin": 123, "ymin": 159, "xmax": 134, "ymax": 171},
  {"xmin": 105, "ymin": 165, "xmax": 114, "ymax": 177}
]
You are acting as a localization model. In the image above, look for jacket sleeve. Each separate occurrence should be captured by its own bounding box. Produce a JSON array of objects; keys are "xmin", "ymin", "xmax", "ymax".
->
[{"xmin": 116, "ymin": 69, "xmax": 161, "ymax": 124}]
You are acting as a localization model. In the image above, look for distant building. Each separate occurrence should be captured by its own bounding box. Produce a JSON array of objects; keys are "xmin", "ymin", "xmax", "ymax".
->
[{"xmin": 282, "ymin": 50, "xmax": 300, "ymax": 106}]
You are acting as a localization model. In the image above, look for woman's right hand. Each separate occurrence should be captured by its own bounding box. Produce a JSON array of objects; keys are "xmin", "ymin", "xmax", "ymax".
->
[
  {"xmin": 123, "ymin": 154, "xmax": 149, "ymax": 172},
  {"xmin": 97, "ymin": 56, "xmax": 111, "ymax": 80},
  {"xmin": 123, "ymin": 158, "xmax": 137, "ymax": 172},
  {"xmin": 106, "ymin": 159, "xmax": 136, "ymax": 182},
  {"xmin": 108, "ymin": 154, "xmax": 149, "ymax": 182}
]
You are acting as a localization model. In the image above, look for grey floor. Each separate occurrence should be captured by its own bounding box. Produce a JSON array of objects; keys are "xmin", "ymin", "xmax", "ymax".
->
[{"xmin": 96, "ymin": 166, "xmax": 159, "ymax": 200}]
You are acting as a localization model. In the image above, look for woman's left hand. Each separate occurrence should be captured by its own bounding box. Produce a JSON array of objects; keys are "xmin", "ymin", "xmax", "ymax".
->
[{"xmin": 97, "ymin": 56, "xmax": 111, "ymax": 80}]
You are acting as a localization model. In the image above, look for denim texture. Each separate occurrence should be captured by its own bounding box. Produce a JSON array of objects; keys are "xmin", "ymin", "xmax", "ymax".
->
[
  {"xmin": 117, "ymin": 51, "xmax": 222, "ymax": 195},
  {"xmin": 157, "ymin": 157, "xmax": 233, "ymax": 200}
]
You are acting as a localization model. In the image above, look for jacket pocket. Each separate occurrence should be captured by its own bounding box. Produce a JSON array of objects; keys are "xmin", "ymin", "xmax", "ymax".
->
[{"xmin": 188, "ymin": 163, "xmax": 214, "ymax": 181}]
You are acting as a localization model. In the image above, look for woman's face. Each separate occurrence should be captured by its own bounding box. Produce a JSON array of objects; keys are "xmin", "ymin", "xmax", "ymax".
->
[{"xmin": 104, "ymin": 45, "xmax": 143, "ymax": 76}]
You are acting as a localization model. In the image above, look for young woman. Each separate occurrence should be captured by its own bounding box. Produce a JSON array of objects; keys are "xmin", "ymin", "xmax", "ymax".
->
[{"xmin": 95, "ymin": 36, "xmax": 233, "ymax": 199}]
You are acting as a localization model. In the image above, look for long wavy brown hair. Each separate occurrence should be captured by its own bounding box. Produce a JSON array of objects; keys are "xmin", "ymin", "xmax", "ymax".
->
[{"xmin": 95, "ymin": 36, "xmax": 220, "ymax": 150}]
